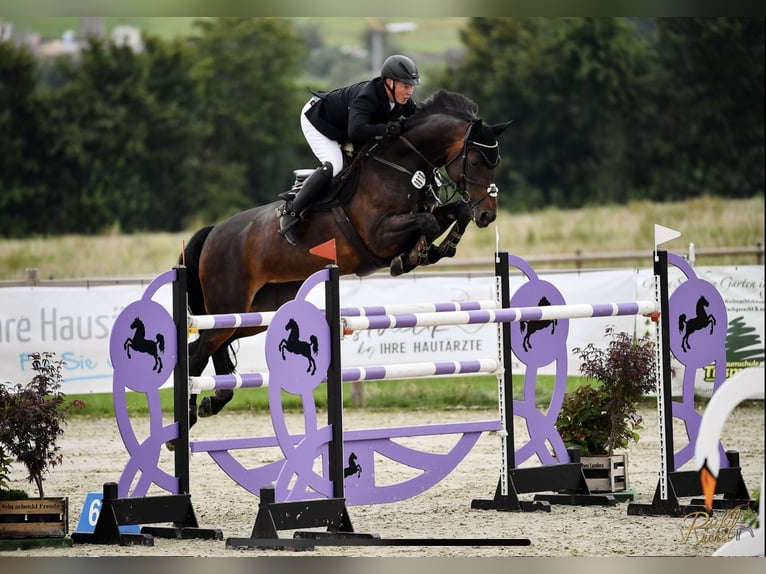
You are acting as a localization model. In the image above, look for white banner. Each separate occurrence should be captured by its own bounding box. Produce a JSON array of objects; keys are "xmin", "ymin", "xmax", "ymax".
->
[{"xmin": 1, "ymin": 265, "xmax": 762, "ymax": 397}]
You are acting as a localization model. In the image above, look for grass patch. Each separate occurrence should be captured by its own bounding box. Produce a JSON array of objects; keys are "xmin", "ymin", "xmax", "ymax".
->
[
  {"xmin": 66, "ymin": 374, "xmax": 598, "ymax": 418},
  {"xmin": 2, "ymin": 197, "xmax": 761, "ymax": 281}
]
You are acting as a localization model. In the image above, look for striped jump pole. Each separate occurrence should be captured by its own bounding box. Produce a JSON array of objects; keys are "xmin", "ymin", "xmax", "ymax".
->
[
  {"xmin": 187, "ymin": 301, "xmax": 497, "ymax": 331},
  {"xmin": 341, "ymin": 300, "xmax": 659, "ymax": 332},
  {"xmin": 188, "ymin": 311, "xmax": 275, "ymax": 330},
  {"xmin": 188, "ymin": 358, "xmax": 500, "ymax": 392}
]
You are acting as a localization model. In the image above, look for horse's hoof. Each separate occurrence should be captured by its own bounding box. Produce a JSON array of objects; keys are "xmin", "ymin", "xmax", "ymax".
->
[
  {"xmin": 165, "ymin": 440, "xmax": 176, "ymax": 451},
  {"xmin": 198, "ymin": 396, "xmax": 214, "ymax": 417},
  {"xmin": 390, "ymin": 255, "xmax": 406, "ymax": 276},
  {"xmin": 426, "ymin": 244, "xmax": 444, "ymax": 264}
]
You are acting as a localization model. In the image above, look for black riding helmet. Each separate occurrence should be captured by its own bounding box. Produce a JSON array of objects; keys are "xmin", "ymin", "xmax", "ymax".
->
[{"xmin": 381, "ymin": 54, "xmax": 420, "ymax": 85}]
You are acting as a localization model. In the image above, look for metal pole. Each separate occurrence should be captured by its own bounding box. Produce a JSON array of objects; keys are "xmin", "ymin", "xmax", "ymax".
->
[
  {"xmin": 325, "ymin": 265, "xmax": 344, "ymax": 499},
  {"xmin": 495, "ymin": 251, "xmax": 515, "ymax": 491},
  {"xmin": 653, "ymin": 250, "xmax": 675, "ymax": 499},
  {"xmin": 172, "ymin": 265, "xmax": 190, "ymax": 495}
]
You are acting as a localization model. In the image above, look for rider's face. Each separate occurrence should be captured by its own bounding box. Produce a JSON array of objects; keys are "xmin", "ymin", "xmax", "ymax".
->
[{"xmin": 387, "ymin": 79, "xmax": 415, "ymax": 105}]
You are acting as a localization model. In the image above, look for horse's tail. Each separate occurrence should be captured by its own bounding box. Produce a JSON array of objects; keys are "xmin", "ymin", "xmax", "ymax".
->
[
  {"xmin": 181, "ymin": 224, "xmax": 238, "ymax": 374},
  {"xmin": 310, "ymin": 335, "xmax": 319, "ymax": 355},
  {"xmin": 156, "ymin": 333, "xmax": 165, "ymax": 354},
  {"xmin": 519, "ymin": 321, "xmax": 526, "ymax": 333},
  {"xmin": 181, "ymin": 225, "xmax": 215, "ymax": 316},
  {"xmin": 678, "ymin": 314, "xmax": 686, "ymax": 332}
]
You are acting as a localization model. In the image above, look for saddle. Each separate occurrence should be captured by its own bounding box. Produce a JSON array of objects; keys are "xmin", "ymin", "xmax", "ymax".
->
[{"xmin": 277, "ymin": 143, "xmax": 366, "ymax": 210}]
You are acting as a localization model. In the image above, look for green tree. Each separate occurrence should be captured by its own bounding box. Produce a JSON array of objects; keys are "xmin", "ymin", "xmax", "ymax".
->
[
  {"xmin": 139, "ymin": 36, "xmax": 208, "ymax": 230},
  {"xmin": 36, "ymin": 39, "xmax": 159, "ymax": 233},
  {"xmin": 439, "ymin": 18, "xmax": 653, "ymax": 211},
  {"xmin": 190, "ymin": 18, "xmax": 308, "ymax": 212},
  {"xmin": 439, "ymin": 17, "xmax": 763, "ymax": 211},
  {"xmin": 0, "ymin": 43, "xmax": 48, "ymax": 236},
  {"xmin": 25, "ymin": 36, "xmax": 209, "ymax": 234},
  {"xmin": 649, "ymin": 18, "xmax": 764, "ymax": 200}
]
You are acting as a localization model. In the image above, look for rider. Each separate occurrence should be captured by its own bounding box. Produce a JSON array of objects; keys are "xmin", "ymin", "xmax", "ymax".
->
[{"xmin": 278, "ymin": 54, "xmax": 421, "ymax": 245}]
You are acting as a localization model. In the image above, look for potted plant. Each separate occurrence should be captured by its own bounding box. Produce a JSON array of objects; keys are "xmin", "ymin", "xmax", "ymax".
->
[
  {"xmin": 556, "ymin": 326, "xmax": 656, "ymax": 492},
  {"xmin": 0, "ymin": 352, "xmax": 84, "ymax": 539}
]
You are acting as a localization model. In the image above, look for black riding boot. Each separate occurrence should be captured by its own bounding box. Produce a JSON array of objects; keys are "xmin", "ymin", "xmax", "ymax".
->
[{"xmin": 278, "ymin": 161, "xmax": 333, "ymax": 245}]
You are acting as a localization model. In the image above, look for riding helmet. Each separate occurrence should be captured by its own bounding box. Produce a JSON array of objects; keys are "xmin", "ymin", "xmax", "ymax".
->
[{"xmin": 381, "ymin": 54, "xmax": 420, "ymax": 85}]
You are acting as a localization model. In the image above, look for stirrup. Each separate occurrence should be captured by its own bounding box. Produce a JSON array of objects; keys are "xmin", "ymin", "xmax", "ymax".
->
[{"xmin": 278, "ymin": 212, "xmax": 301, "ymax": 245}]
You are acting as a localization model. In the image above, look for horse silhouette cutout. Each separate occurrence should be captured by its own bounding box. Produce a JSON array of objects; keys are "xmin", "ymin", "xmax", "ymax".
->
[
  {"xmin": 343, "ymin": 452, "xmax": 362, "ymax": 478},
  {"xmin": 124, "ymin": 317, "xmax": 165, "ymax": 373},
  {"xmin": 278, "ymin": 317, "xmax": 319, "ymax": 375},
  {"xmin": 679, "ymin": 295, "xmax": 716, "ymax": 352},
  {"xmin": 519, "ymin": 296, "xmax": 557, "ymax": 352}
]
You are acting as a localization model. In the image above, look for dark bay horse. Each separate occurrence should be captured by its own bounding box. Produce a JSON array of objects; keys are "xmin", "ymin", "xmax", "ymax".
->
[{"xmin": 182, "ymin": 89, "xmax": 512, "ymax": 431}]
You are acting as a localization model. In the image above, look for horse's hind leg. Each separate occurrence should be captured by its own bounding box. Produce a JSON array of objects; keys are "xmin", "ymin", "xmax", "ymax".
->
[{"xmin": 198, "ymin": 346, "xmax": 235, "ymax": 417}]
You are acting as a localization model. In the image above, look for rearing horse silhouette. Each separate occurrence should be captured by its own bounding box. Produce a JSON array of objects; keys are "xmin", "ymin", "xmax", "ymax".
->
[
  {"xmin": 519, "ymin": 296, "xmax": 557, "ymax": 352},
  {"xmin": 124, "ymin": 317, "xmax": 165, "ymax": 373},
  {"xmin": 179, "ymin": 89, "xmax": 512, "ymax": 433},
  {"xmin": 679, "ymin": 295, "xmax": 716, "ymax": 352},
  {"xmin": 278, "ymin": 318, "xmax": 318, "ymax": 375},
  {"xmin": 343, "ymin": 452, "xmax": 362, "ymax": 478}
]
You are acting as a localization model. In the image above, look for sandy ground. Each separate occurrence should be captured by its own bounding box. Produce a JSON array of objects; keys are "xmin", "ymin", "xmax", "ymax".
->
[{"xmin": 1, "ymin": 403, "xmax": 763, "ymax": 558}]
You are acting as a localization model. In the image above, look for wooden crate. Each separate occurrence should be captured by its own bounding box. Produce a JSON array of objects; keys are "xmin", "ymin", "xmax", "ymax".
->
[
  {"xmin": 580, "ymin": 454, "xmax": 629, "ymax": 493},
  {"xmin": 0, "ymin": 497, "xmax": 68, "ymax": 538}
]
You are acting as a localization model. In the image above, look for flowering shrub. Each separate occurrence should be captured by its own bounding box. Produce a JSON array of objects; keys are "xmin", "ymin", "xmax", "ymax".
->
[
  {"xmin": 556, "ymin": 327, "xmax": 656, "ymax": 456},
  {"xmin": 0, "ymin": 352, "xmax": 84, "ymax": 498}
]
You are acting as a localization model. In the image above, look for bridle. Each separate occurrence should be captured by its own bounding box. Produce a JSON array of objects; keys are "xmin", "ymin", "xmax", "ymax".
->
[{"xmin": 371, "ymin": 119, "xmax": 500, "ymax": 211}]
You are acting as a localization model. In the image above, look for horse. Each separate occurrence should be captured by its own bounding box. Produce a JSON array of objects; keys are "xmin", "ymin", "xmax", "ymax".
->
[
  {"xmin": 679, "ymin": 295, "xmax": 716, "ymax": 352},
  {"xmin": 181, "ymin": 89, "xmax": 512, "ymax": 432},
  {"xmin": 519, "ymin": 296, "xmax": 557, "ymax": 352},
  {"xmin": 278, "ymin": 317, "xmax": 319, "ymax": 375},
  {"xmin": 124, "ymin": 317, "xmax": 165, "ymax": 373}
]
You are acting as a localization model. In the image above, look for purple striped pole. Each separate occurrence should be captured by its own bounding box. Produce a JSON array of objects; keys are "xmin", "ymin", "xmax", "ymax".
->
[
  {"xmin": 188, "ymin": 301, "xmax": 498, "ymax": 330},
  {"xmin": 341, "ymin": 300, "xmax": 659, "ymax": 332},
  {"xmin": 189, "ymin": 358, "xmax": 499, "ymax": 393},
  {"xmin": 189, "ymin": 372, "xmax": 268, "ymax": 392},
  {"xmin": 188, "ymin": 311, "xmax": 275, "ymax": 330},
  {"xmin": 340, "ymin": 299, "xmax": 497, "ymax": 317}
]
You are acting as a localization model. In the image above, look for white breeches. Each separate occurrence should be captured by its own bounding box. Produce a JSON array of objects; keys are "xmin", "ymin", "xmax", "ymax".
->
[{"xmin": 301, "ymin": 99, "xmax": 344, "ymax": 177}]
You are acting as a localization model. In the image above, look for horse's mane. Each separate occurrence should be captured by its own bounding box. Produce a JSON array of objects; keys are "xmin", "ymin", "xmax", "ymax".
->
[{"xmin": 412, "ymin": 89, "xmax": 479, "ymax": 123}]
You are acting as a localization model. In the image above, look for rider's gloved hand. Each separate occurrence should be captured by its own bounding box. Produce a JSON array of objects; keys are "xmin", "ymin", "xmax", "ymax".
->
[{"xmin": 385, "ymin": 120, "xmax": 403, "ymax": 140}]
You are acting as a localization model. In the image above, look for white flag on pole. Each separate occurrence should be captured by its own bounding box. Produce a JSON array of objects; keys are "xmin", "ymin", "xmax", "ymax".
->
[{"xmin": 654, "ymin": 224, "xmax": 681, "ymax": 249}]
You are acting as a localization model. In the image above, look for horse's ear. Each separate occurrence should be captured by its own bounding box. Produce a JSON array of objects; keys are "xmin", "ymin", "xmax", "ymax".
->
[{"xmin": 490, "ymin": 120, "xmax": 514, "ymax": 137}]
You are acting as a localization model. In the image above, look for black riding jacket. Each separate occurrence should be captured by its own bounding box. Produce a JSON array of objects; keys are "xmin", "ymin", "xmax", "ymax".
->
[{"xmin": 303, "ymin": 77, "xmax": 417, "ymax": 147}]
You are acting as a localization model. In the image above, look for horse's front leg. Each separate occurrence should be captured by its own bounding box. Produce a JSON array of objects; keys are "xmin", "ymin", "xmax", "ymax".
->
[
  {"xmin": 391, "ymin": 235, "xmax": 431, "ymax": 277},
  {"xmin": 382, "ymin": 212, "xmax": 441, "ymax": 277},
  {"xmin": 426, "ymin": 202, "xmax": 472, "ymax": 265}
]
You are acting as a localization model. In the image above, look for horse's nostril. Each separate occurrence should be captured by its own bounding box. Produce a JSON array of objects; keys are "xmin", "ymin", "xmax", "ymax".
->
[{"xmin": 476, "ymin": 211, "xmax": 496, "ymax": 228}]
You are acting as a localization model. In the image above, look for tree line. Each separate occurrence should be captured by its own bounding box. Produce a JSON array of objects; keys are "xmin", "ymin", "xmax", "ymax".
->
[{"xmin": 1, "ymin": 17, "xmax": 762, "ymax": 237}]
